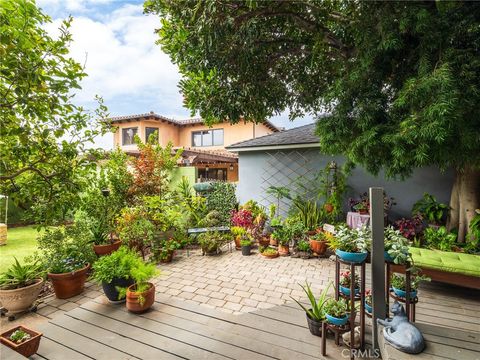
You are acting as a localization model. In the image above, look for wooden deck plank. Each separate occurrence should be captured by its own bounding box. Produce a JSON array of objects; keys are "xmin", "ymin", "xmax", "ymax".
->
[
  {"xmin": 50, "ymin": 314, "xmax": 176, "ymax": 360},
  {"xmin": 37, "ymin": 322, "xmax": 133, "ymax": 360},
  {"xmin": 78, "ymin": 302, "xmax": 274, "ymax": 360},
  {"xmin": 34, "ymin": 335, "xmax": 92, "ymax": 360},
  {"xmin": 417, "ymin": 323, "xmax": 480, "ymax": 345},
  {"xmin": 251, "ymin": 307, "xmax": 308, "ymax": 327},
  {"xmin": 74, "ymin": 303, "xmax": 231, "ymax": 360},
  {"xmin": 1, "ymin": 344, "xmax": 26, "ymax": 360}
]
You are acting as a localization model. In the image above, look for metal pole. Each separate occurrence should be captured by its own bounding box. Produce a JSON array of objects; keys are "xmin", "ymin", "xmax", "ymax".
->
[{"xmin": 370, "ymin": 187, "xmax": 385, "ymax": 351}]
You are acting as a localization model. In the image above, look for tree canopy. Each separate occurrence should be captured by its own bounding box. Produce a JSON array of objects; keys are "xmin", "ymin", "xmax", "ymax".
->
[
  {"xmin": 0, "ymin": 0, "xmax": 109, "ymax": 224},
  {"xmin": 147, "ymin": 0, "xmax": 480, "ymax": 240}
]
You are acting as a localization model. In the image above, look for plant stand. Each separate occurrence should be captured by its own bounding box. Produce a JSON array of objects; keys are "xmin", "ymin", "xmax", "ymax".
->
[
  {"xmin": 322, "ymin": 256, "xmax": 366, "ymax": 360},
  {"xmin": 385, "ymin": 262, "xmax": 417, "ymax": 322}
]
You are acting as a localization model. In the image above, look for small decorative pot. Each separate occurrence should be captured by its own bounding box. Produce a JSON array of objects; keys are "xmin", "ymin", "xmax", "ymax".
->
[
  {"xmin": 48, "ymin": 263, "xmax": 90, "ymax": 299},
  {"xmin": 392, "ymin": 286, "xmax": 417, "ymax": 299},
  {"xmin": 339, "ymin": 285, "xmax": 360, "ymax": 296},
  {"xmin": 93, "ymin": 240, "xmax": 122, "ymax": 257},
  {"xmin": 269, "ymin": 237, "xmax": 278, "ymax": 247},
  {"xmin": 335, "ymin": 249, "xmax": 368, "ymax": 263},
  {"xmin": 306, "ymin": 311, "xmax": 323, "ymax": 336},
  {"xmin": 324, "ymin": 203, "xmax": 334, "ymax": 213},
  {"xmin": 364, "ymin": 302, "xmax": 372, "ymax": 314},
  {"xmin": 0, "ymin": 279, "xmax": 44, "ymax": 315},
  {"xmin": 258, "ymin": 237, "xmax": 270, "ymax": 247},
  {"xmin": 261, "ymin": 251, "xmax": 279, "ymax": 259},
  {"xmin": 126, "ymin": 282, "xmax": 155, "ymax": 313},
  {"xmin": 102, "ymin": 277, "xmax": 135, "ymax": 303},
  {"xmin": 309, "ymin": 239, "xmax": 327, "ymax": 255},
  {"xmin": 241, "ymin": 245, "xmax": 251, "ymax": 256},
  {"xmin": 0, "ymin": 325, "xmax": 42, "ymax": 358},
  {"xmin": 278, "ymin": 244, "xmax": 289, "ymax": 256},
  {"xmin": 326, "ymin": 313, "xmax": 349, "ymax": 326},
  {"xmin": 384, "ymin": 251, "xmax": 394, "ymax": 263}
]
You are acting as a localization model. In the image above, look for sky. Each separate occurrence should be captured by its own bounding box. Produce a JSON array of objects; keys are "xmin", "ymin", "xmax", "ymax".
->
[{"xmin": 37, "ymin": 0, "xmax": 314, "ymax": 149}]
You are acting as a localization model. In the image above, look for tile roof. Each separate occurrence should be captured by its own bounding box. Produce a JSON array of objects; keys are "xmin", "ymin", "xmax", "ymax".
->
[
  {"xmin": 226, "ymin": 123, "xmax": 318, "ymax": 150},
  {"xmin": 108, "ymin": 112, "xmax": 279, "ymax": 131}
]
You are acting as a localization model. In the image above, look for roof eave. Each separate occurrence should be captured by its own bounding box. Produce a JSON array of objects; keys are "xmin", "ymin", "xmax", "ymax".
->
[{"xmin": 227, "ymin": 142, "xmax": 320, "ymax": 153}]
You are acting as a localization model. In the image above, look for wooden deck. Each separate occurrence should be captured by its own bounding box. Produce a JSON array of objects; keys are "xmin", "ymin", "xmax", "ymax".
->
[{"xmin": 6, "ymin": 281, "xmax": 480, "ymax": 360}]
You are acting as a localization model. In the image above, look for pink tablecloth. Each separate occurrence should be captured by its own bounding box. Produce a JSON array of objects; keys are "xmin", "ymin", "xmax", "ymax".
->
[{"xmin": 347, "ymin": 211, "xmax": 370, "ymax": 229}]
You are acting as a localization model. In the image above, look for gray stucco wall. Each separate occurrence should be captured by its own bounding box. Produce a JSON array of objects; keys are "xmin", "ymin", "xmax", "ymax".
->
[{"xmin": 237, "ymin": 148, "xmax": 454, "ymax": 220}]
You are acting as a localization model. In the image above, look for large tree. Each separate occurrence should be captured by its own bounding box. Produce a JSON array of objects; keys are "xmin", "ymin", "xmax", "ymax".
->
[
  {"xmin": 0, "ymin": 0, "xmax": 109, "ymax": 224},
  {"xmin": 146, "ymin": 0, "xmax": 480, "ymax": 241}
]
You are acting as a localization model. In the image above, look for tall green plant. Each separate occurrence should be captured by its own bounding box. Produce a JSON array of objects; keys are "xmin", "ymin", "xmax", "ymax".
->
[
  {"xmin": 292, "ymin": 198, "xmax": 323, "ymax": 231},
  {"xmin": 291, "ymin": 282, "xmax": 332, "ymax": 321},
  {"xmin": 412, "ymin": 193, "xmax": 449, "ymax": 225},
  {"xmin": 206, "ymin": 182, "xmax": 237, "ymax": 225}
]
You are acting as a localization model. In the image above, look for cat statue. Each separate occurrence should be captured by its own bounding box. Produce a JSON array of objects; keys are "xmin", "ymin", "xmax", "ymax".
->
[{"xmin": 377, "ymin": 301, "xmax": 425, "ymax": 354}]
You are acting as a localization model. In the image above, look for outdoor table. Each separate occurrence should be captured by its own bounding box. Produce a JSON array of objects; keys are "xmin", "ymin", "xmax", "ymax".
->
[{"xmin": 346, "ymin": 211, "xmax": 370, "ymax": 229}]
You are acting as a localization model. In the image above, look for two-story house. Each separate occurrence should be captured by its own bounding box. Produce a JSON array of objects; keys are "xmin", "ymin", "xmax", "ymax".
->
[{"xmin": 110, "ymin": 112, "xmax": 279, "ymax": 182}]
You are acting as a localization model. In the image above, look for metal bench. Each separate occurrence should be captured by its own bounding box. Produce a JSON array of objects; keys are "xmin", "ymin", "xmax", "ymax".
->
[{"xmin": 186, "ymin": 226, "xmax": 232, "ymax": 255}]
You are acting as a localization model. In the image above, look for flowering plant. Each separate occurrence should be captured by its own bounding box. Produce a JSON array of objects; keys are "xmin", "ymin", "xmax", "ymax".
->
[
  {"xmin": 230, "ymin": 209, "xmax": 253, "ymax": 228},
  {"xmin": 365, "ymin": 289, "xmax": 372, "ymax": 306},
  {"xmin": 339, "ymin": 270, "xmax": 360, "ymax": 288}
]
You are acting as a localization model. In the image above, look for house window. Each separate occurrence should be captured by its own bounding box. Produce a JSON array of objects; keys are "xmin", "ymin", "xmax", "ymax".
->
[
  {"xmin": 199, "ymin": 168, "xmax": 227, "ymax": 181},
  {"xmin": 145, "ymin": 127, "xmax": 159, "ymax": 143},
  {"xmin": 122, "ymin": 127, "xmax": 138, "ymax": 145},
  {"xmin": 191, "ymin": 129, "xmax": 224, "ymax": 147}
]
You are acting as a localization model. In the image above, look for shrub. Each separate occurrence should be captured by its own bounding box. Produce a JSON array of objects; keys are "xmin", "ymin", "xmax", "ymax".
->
[
  {"xmin": 206, "ymin": 182, "xmax": 237, "ymax": 225},
  {"xmin": 91, "ymin": 246, "xmax": 140, "ymax": 284},
  {"xmin": 412, "ymin": 193, "xmax": 449, "ymax": 225},
  {"xmin": 423, "ymin": 226, "xmax": 457, "ymax": 252},
  {"xmin": 297, "ymin": 240, "xmax": 310, "ymax": 252},
  {"xmin": 197, "ymin": 231, "xmax": 232, "ymax": 254}
]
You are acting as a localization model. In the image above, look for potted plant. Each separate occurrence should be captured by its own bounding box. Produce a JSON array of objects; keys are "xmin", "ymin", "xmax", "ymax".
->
[
  {"xmin": 260, "ymin": 246, "xmax": 279, "ymax": 259},
  {"xmin": 364, "ymin": 289, "xmax": 372, "ymax": 314},
  {"xmin": 240, "ymin": 237, "xmax": 252, "ymax": 256},
  {"xmin": 231, "ymin": 226, "xmax": 247, "ymax": 250},
  {"xmin": 116, "ymin": 207, "xmax": 156, "ymax": 260},
  {"xmin": 423, "ymin": 226, "xmax": 457, "ymax": 252},
  {"xmin": 339, "ymin": 271, "xmax": 360, "ymax": 296},
  {"xmin": 390, "ymin": 273, "xmax": 430, "ymax": 299},
  {"xmin": 353, "ymin": 201, "xmax": 369, "ymax": 215},
  {"xmin": 412, "ymin": 193, "xmax": 449, "ymax": 227},
  {"xmin": 291, "ymin": 282, "xmax": 332, "ymax": 336},
  {"xmin": 198, "ymin": 231, "xmax": 231, "ymax": 255},
  {"xmin": 0, "ymin": 326, "xmax": 42, "ymax": 358},
  {"xmin": 37, "ymin": 225, "xmax": 95, "ymax": 299},
  {"xmin": 0, "ymin": 258, "xmax": 45, "ymax": 317},
  {"xmin": 333, "ymin": 225, "xmax": 370, "ymax": 263},
  {"xmin": 324, "ymin": 298, "xmax": 349, "ymax": 326},
  {"xmin": 309, "ymin": 231, "xmax": 328, "ymax": 255},
  {"xmin": 296, "ymin": 239, "xmax": 311, "ymax": 259},
  {"xmin": 153, "ymin": 237, "xmax": 182, "ymax": 263},
  {"xmin": 272, "ymin": 226, "xmax": 290, "ymax": 256},
  {"xmin": 120, "ymin": 260, "xmax": 159, "ymax": 313},
  {"xmin": 91, "ymin": 246, "xmax": 137, "ymax": 303},
  {"xmin": 384, "ymin": 226, "xmax": 411, "ymax": 264}
]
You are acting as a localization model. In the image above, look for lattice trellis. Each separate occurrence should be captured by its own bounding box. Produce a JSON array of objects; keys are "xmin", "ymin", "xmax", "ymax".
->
[{"xmin": 260, "ymin": 149, "xmax": 320, "ymax": 215}]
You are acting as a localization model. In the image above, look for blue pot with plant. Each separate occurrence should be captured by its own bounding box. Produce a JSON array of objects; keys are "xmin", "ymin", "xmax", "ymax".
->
[
  {"xmin": 390, "ymin": 273, "xmax": 429, "ymax": 300},
  {"xmin": 339, "ymin": 271, "xmax": 360, "ymax": 296},
  {"xmin": 333, "ymin": 225, "xmax": 370, "ymax": 263},
  {"xmin": 384, "ymin": 226, "xmax": 411, "ymax": 264},
  {"xmin": 364, "ymin": 290, "xmax": 372, "ymax": 313},
  {"xmin": 324, "ymin": 298, "xmax": 349, "ymax": 326}
]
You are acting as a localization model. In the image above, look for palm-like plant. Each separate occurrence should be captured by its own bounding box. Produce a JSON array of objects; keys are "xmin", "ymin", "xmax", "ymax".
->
[
  {"xmin": 0, "ymin": 258, "xmax": 44, "ymax": 290},
  {"xmin": 291, "ymin": 282, "xmax": 332, "ymax": 321}
]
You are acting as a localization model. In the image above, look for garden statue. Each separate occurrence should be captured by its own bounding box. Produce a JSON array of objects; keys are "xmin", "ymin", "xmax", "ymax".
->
[{"xmin": 377, "ymin": 301, "xmax": 425, "ymax": 354}]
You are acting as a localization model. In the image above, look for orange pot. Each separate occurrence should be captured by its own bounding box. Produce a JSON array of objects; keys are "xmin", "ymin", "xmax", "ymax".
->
[
  {"xmin": 93, "ymin": 240, "xmax": 121, "ymax": 257},
  {"xmin": 324, "ymin": 203, "xmax": 334, "ymax": 213},
  {"xmin": 309, "ymin": 239, "xmax": 327, "ymax": 255},
  {"xmin": 1, "ymin": 325, "xmax": 42, "ymax": 358},
  {"xmin": 48, "ymin": 263, "xmax": 90, "ymax": 299},
  {"xmin": 126, "ymin": 282, "xmax": 155, "ymax": 313},
  {"xmin": 234, "ymin": 235, "xmax": 241, "ymax": 250},
  {"xmin": 278, "ymin": 244, "xmax": 290, "ymax": 256}
]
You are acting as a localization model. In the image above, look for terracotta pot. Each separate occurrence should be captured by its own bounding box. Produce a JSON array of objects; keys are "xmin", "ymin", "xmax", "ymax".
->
[
  {"xmin": 278, "ymin": 244, "xmax": 290, "ymax": 256},
  {"xmin": 309, "ymin": 239, "xmax": 327, "ymax": 255},
  {"xmin": 48, "ymin": 263, "xmax": 90, "ymax": 299},
  {"xmin": 269, "ymin": 237, "xmax": 278, "ymax": 246},
  {"xmin": 358, "ymin": 209, "xmax": 369, "ymax": 215},
  {"xmin": 324, "ymin": 203, "xmax": 334, "ymax": 213},
  {"xmin": 93, "ymin": 240, "xmax": 121, "ymax": 257},
  {"xmin": 234, "ymin": 235, "xmax": 241, "ymax": 250},
  {"xmin": 159, "ymin": 250, "xmax": 174, "ymax": 263},
  {"xmin": 1, "ymin": 325, "xmax": 42, "ymax": 358},
  {"xmin": 126, "ymin": 282, "xmax": 155, "ymax": 313},
  {"xmin": 261, "ymin": 251, "xmax": 279, "ymax": 259},
  {"xmin": 0, "ymin": 279, "xmax": 44, "ymax": 315}
]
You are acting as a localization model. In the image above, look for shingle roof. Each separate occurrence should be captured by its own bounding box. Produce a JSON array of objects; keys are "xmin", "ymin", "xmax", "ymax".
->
[
  {"xmin": 108, "ymin": 112, "xmax": 279, "ymax": 132},
  {"xmin": 226, "ymin": 123, "xmax": 318, "ymax": 150}
]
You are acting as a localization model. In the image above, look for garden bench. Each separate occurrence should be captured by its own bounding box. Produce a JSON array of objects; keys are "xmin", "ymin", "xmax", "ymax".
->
[
  {"xmin": 390, "ymin": 247, "xmax": 480, "ymax": 290},
  {"xmin": 187, "ymin": 226, "xmax": 232, "ymax": 255}
]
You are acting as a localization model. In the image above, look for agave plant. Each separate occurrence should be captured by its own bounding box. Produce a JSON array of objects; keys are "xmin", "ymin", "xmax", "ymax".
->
[{"xmin": 291, "ymin": 281, "xmax": 332, "ymax": 321}]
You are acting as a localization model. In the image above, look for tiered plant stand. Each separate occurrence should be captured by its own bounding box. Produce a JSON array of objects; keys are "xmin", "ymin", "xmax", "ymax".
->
[
  {"xmin": 385, "ymin": 261, "xmax": 417, "ymax": 322},
  {"xmin": 321, "ymin": 256, "xmax": 366, "ymax": 360}
]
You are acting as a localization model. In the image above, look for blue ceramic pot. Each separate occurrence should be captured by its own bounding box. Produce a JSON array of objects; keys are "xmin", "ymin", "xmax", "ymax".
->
[
  {"xmin": 339, "ymin": 285, "xmax": 360, "ymax": 296},
  {"xmin": 336, "ymin": 249, "xmax": 368, "ymax": 263},
  {"xmin": 384, "ymin": 251, "xmax": 394, "ymax": 263},
  {"xmin": 392, "ymin": 286, "xmax": 417, "ymax": 299},
  {"xmin": 364, "ymin": 302, "xmax": 372, "ymax": 314},
  {"xmin": 326, "ymin": 313, "xmax": 349, "ymax": 326}
]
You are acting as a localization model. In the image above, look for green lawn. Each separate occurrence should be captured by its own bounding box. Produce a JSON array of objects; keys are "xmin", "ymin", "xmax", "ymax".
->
[{"xmin": 0, "ymin": 225, "xmax": 42, "ymax": 272}]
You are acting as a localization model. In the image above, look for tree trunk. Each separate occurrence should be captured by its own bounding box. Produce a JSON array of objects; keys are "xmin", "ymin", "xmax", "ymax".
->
[{"xmin": 447, "ymin": 166, "xmax": 480, "ymax": 242}]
